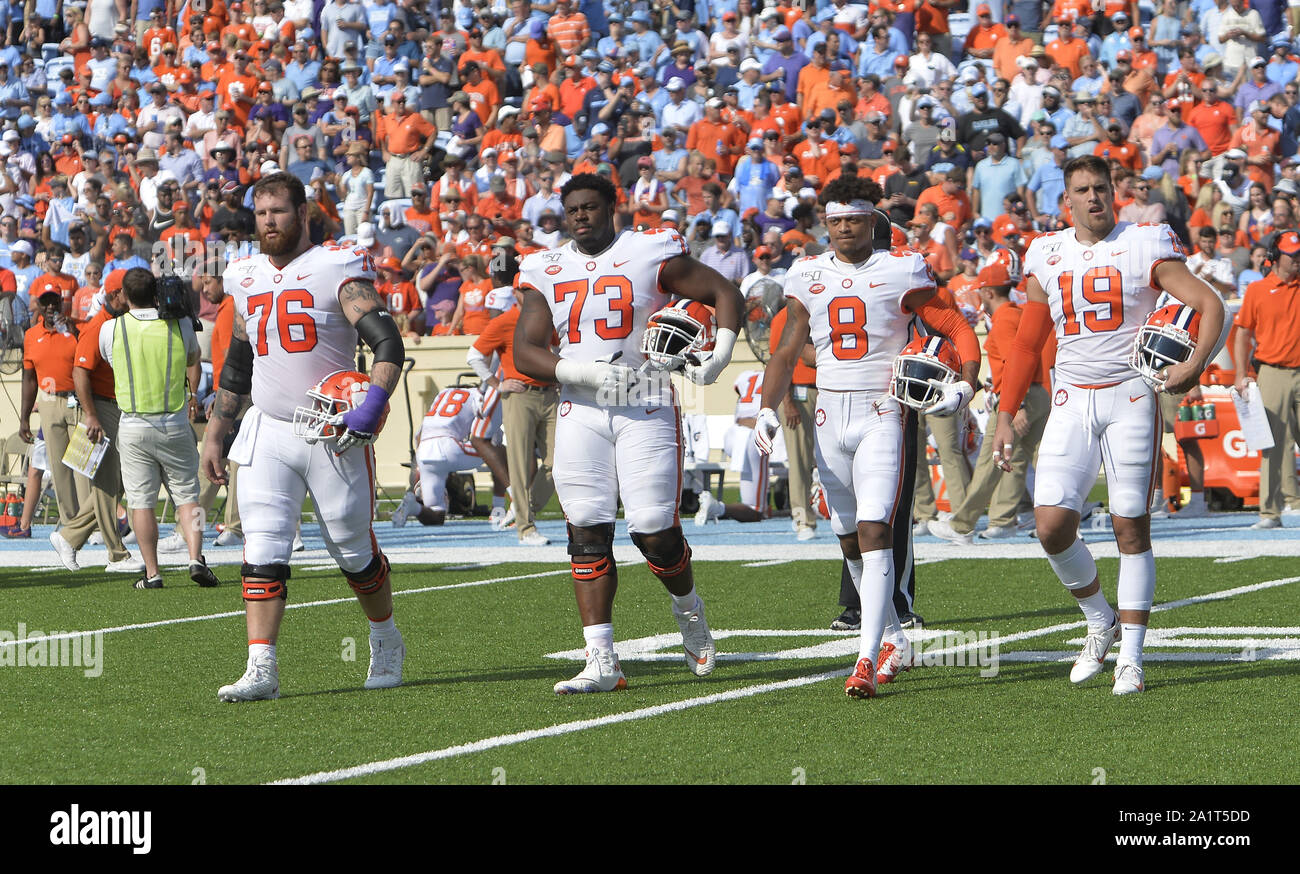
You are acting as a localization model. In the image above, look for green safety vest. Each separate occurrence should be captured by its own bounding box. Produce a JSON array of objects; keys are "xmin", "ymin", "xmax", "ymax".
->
[{"xmin": 111, "ymin": 313, "xmax": 187, "ymax": 415}]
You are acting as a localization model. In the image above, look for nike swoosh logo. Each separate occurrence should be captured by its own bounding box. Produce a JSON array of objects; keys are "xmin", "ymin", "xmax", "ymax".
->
[
  {"xmin": 297, "ymin": 273, "xmax": 311, "ymax": 280},
  {"xmin": 869, "ymin": 282, "xmax": 885, "ymax": 287},
  {"xmin": 685, "ymin": 647, "xmax": 708, "ymax": 665},
  {"xmin": 613, "ymin": 260, "xmax": 630, "ymax": 268},
  {"xmin": 1110, "ymin": 251, "xmax": 1126, "ymax": 257},
  {"xmin": 645, "ymin": 407, "xmax": 660, "ymax": 414},
  {"xmin": 1130, "ymin": 395, "xmax": 1143, "ymax": 403}
]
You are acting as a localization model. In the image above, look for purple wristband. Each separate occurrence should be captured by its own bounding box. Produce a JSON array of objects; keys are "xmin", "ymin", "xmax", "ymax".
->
[{"xmin": 341, "ymin": 383, "xmax": 390, "ymax": 434}]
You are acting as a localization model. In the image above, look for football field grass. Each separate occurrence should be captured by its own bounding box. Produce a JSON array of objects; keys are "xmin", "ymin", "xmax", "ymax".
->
[{"xmin": 3, "ymin": 549, "xmax": 1298, "ymax": 785}]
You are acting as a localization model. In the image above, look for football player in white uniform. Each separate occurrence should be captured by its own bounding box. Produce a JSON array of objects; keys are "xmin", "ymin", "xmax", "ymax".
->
[
  {"xmin": 514, "ymin": 173, "xmax": 745, "ymax": 694},
  {"xmin": 992, "ymin": 155, "xmax": 1225, "ymax": 695},
  {"xmin": 200, "ymin": 174, "xmax": 408, "ymax": 702},
  {"xmin": 756, "ymin": 177, "xmax": 981, "ymax": 699},
  {"xmin": 696, "ymin": 368, "xmax": 775, "ymax": 524},
  {"xmin": 392, "ymin": 382, "xmax": 509, "ymax": 527}
]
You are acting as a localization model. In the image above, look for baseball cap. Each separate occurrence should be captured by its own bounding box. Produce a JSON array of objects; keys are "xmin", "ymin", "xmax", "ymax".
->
[
  {"xmin": 977, "ymin": 262, "xmax": 1012, "ymax": 289},
  {"xmin": 1224, "ymin": 148, "xmax": 1248, "ymax": 159},
  {"xmin": 1116, "ymin": 49, "xmax": 1132, "ymax": 62},
  {"xmin": 1050, "ymin": 134, "xmax": 1069, "ymax": 150},
  {"xmin": 1006, "ymin": 14, "xmax": 1020, "ymax": 26},
  {"xmin": 772, "ymin": 26, "xmax": 791, "ymax": 41},
  {"xmin": 959, "ymin": 247, "xmax": 979, "ymax": 262},
  {"xmin": 1251, "ymin": 56, "xmax": 1268, "ymax": 68},
  {"xmin": 357, "ymin": 222, "xmax": 375, "ymax": 246},
  {"xmin": 10, "ymin": 240, "xmax": 32, "ymax": 256},
  {"xmin": 489, "ymin": 176, "xmax": 507, "ymax": 191},
  {"xmin": 754, "ymin": 245, "xmax": 773, "ymax": 259},
  {"xmin": 379, "ymin": 256, "xmax": 403, "ymax": 272},
  {"xmin": 666, "ymin": 77, "xmax": 685, "ymax": 92},
  {"xmin": 711, "ymin": 220, "xmax": 731, "ymax": 237},
  {"xmin": 976, "ymin": 3, "xmax": 991, "ymax": 14},
  {"xmin": 1141, "ymin": 166, "xmax": 1164, "ymax": 181},
  {"xmin": 973, "ymin": 216, "xmax": 993, "ymax": 230},
  {"xmin": 1129, "ymin": 26, "xmax": 1144, "ymax": 40},
  {"xmin": 260, "ymin": 160, "xmax": 281, "ymax": 176},
  {"xmin": 662, "ymin": 209, "xmax": 680, "ymax": 224},
  {"xmin": 1276, "ymin": 230, "xmax": 1300, "ymax": 256}
]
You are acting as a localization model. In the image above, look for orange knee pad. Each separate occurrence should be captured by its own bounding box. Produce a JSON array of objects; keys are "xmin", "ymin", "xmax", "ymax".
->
[
  {"xmin": 344, "ymin": 553, "xmax": 390, "ymax": 596},
  {"xmin": 241, "ymin": 562, "xmax": 289, "ymax": 601}
]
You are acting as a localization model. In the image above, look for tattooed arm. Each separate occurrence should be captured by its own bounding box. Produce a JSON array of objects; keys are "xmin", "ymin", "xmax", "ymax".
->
[
  {"xmin": 339, "ymin": 278, "xmax": 403, "ymax": 394},
  {"xmin": 200, "ymin": 313, "xmax": 251, "ymax": 485}
]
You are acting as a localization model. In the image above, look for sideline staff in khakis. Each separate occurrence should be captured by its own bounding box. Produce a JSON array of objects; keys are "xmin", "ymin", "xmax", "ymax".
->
[
  {"xmin": 19, "ymin": 287, "xmax": 87, "ymax": 524},
  {"xmin": 98, "ymin": 268, "xmax": 219, "ymax": 590}
]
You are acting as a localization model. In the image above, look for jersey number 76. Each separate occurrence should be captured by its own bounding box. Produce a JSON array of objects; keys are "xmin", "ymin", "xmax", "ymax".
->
[{"xmin": 247, "ymin": 289, "xmax": 319, "ymax": 355}]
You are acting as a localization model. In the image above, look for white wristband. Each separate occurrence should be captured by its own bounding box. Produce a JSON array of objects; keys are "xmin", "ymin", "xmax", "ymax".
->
[
  {"xmin": 554, "ymin": 358, "xmax": 601, "ymax": 389},
  {"xmin": 711, "ymin": 327, "xmax": 737, "ymax": 366}
]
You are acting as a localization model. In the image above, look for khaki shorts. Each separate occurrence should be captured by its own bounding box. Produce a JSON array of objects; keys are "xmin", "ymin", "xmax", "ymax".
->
[
  {"xmin": 118, "ymin": 414, "xmax": 201, "ymax": 509},
  {"xmin": 1158, "ymin": 389, "xmax": 1187, "ymax": 434}
]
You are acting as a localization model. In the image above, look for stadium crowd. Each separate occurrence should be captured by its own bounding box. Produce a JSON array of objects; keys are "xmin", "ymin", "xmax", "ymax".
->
[{"xmin": 7, "ymin": 0, "xmax": 1300, "ymax": 563}]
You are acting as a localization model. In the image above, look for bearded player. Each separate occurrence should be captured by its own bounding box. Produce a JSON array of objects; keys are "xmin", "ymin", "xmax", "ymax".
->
[
  {"xmin": 756, "ymin": 176, "xmax": 981, "ymax": 699},
  {"xmin": 992, "ymin": 155, "xmax": 1224, "ymax": 695},
  {"xmin": 513, "ymin": 173, "xmax": 744, "ymax": 694},
  {"xmin": 200, "ymin": 173, "xmax": 407, "ymax": 702}
]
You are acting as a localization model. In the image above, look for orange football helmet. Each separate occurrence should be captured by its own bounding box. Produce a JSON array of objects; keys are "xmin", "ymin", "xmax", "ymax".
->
[
  {"xmin": 292, "ymin": 370, "xmax": 389, "ymax": 444},
  {"xmin": 891, "ymin": 335, "xmax": 963, "ymax": 410},
  {"xmin": 1131, "ymin": 303, "xmax": 1200, "ymax": 385},
  {"xmin": 641, "ymin": 299, "xmax": 717, "ymax": 371}
]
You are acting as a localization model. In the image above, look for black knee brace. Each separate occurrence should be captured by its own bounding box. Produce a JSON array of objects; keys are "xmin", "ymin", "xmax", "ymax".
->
[
  {"xmin": 630, "ymin": 526, "xmax": 691, "ymax": 579},
  {"xmin": 344, "ymin": 553, "xmax": 391, "ymax": 596},
  {"xmin": 241, "ymin": 562, "xmax": 290, "ymax": 601},
  {"xmin": 568, "ymin": 522, "xmax": 616, "ymax": 581}
]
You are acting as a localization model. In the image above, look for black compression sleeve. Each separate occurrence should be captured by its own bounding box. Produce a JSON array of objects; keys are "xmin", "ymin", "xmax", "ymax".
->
[
  {"xmin": 356, "ymin": 308, "xmax": 405, "ymax": 366},
  {"xmin": 219, "ymin": 336, "xmax": 254, "ymax": 394}
]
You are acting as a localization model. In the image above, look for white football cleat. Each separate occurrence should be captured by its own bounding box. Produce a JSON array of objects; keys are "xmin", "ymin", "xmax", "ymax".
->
[
  {"xmin": 928, "ymin": 518, "xmax": 974, "ymax": 545},
  {"xmin": 1251, "ymin": 517, "xmax": 1281, "ymax": 530},
  {"xmin": 105, "ymin": 555, "xmax": 146, "ymax": 574},
  {"xmin": 876, "ymin": 639, "xmax": 913, "ymax": 686},
  {"xmin": 214, "ymin": 528, "xmax": 242, "ymax": 547},
  {"xmin": 520, "ymin": 530, "xmax": 550, "ymax": 545},
  {"xmin": 499, "ymin": 505, "xmax": 516, "ymax": 529},
  {"xmin": 978, "ymin": 524, "xmax": 1017, "ymax": 539},
  {"xmin": 218, "ymin": 656, "xmax": 280, "ymax": 702},
  {"xmin": 553, "ymin": 646, "xmax": 628, "ymax": 694},
  {"xmin": 488, "ymin": 505, "xmax": 507, "ymax": 530},
  {"xmin": 1070, "ymin": 616, "xmax": 1122, "ymax": 685},
  {"xmin": 391, "ymin": 491, "xmax": 420, "ymax": 528},
  {"xmin": 673, "ymin": 596, "xmax": 716, "ymax": 676},
  {"xmin": 364, "ymin": 630, "xmax": 405, "ymax": 689},
  {"xmin": 49, "ymin": 531, "xmax": 80, "ymax": 571},
  {"xmin": 157, "ymin": 531, "xmax": 187, "ymax": 552},
  {"xmin": 694, "ymin": 491, "xmax": 718, "ymax": 527},
  {"xmin": 795, "ymin": 525, "xmax": 816, "ymax": 541},
  {"xmin": 912, "ymin": 519, "xmax": 931, "ymax": 538},
  {"xmin": 87, "ymin": 531, "xmax": 104, "ymax": 546},
  {"xmin": 1112, "ymin": 662, "xmax": 1145, "ymax": 695}
]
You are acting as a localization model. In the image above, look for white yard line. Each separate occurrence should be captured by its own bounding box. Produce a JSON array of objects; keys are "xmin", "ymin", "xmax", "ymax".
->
[
  {"xmin": 0, "ymin": 569, "xmax": 569, "ymax": 650},
  {"xmin": 271, "ymin": 574, "xmax": 1300, "ymax": 785}
]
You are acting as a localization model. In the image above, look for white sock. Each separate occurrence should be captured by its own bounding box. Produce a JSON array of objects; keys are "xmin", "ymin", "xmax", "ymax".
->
[
  {"xmin": 1117, "ymin": 550, "xmax": 1156, "ymax": 613},
  {"xmin": 583, "ymin": 623, "xmax": 614, "ymax": 652},
  {"xmin": 845, "ymin": 557, "xmax": 864, "ymax": 594},
  {"xmin": 882, "ymin": 596, "xmax": 906, "ymax": 647},
  {"xmin": 1076, "ymin": 592, "xmax": 1115, "ymax": 632},
  {"xmin": 492, "ymin": 495, "xmax": 505, "ymax": 510},
  {"xmin": 1184, "ymin": 491, "xmax": 1205, "ymax": 509},
  {"xmin": 1118, "ymin": 623, "xmax": 1147, "ymax": 666},
  {"xmin": 857, "ymin": 548, "xmax": 893, "ymax": 662},
  {"xmin": 670, "ymin": 586, "xmax": 699, "ymax": 612},
  {"xmin": 369, "ymin": 615, "xmax": 397, "ymax": 635},
  {"xmin": 707, "ymin": 499, "xmax": 723, "ymax": 520},
  {"xmin": 249, "ymin": 643, "xmax": 276, "ymax": 663}
]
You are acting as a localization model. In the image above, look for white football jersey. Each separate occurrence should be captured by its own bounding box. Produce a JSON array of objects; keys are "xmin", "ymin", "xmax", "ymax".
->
[
  {"xmin": 517, "ymin": 228, "xmax": 688, "ymax": 370},
  {"xmin": 1024, "ymin": 221, "xmax": 1186, "ymax": 387},
  {"xmin": 420, "ymin": 385, "xmax": 485, "ymax": 443},
  {"xmin": 784, "ymin": 249, "xmax": 935, "ymax": 393},
  {"xmin": 733, "ymin": 369, "xmax": 764, "ymax": 420},
  {"xmin": 225, "ymin": 242, "xmax": 377, "ymax": 422}
]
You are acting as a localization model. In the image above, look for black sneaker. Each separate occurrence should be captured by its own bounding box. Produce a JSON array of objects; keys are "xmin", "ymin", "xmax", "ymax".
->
[
  {"xmin": 134, "ymin": 574, "xmax": 163, "ymax": 590},
  {"xmin": 899, "ymin": 611, "xmax": 925, "ymax": 629},
  {"xmin": 190, "ymin": 556, "xmax": 220, "ymax": 588},
  {"xmin": 831, "ymin": 607, "xmax": 861, "ymax": 631}
]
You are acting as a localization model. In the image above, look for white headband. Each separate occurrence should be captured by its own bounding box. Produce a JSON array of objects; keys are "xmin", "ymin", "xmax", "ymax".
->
[{"xmin": 825, "ymin": 200, "xmax": 873, "ymax": 219}]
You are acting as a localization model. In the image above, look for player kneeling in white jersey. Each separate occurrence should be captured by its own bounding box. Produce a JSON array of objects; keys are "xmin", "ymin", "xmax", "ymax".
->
[
  {"xmin": 201, "ymin": 173, "xmax": 408, "ymax": 701},
  {"xmin": 514, "ymin": 173, "xmax": 745, "ymax": 694},
  {"xmin": 756, "ymin": 177, "xmax": 982, "ymax": 698},
  {"xmin": 696, "ymin": 368, "xmax": 777, "ymax": 525},
  {"xmin": 394, "ymin": 383, "xmax": 510, "ymax": 527},
  {"xmin": 992, "ymin": 156, "xmax": 1224, "ymax": 695}
]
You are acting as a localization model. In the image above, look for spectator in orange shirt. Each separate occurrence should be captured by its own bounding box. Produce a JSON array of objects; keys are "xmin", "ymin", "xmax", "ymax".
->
[
  {"xmin": 915, "ymin": 167, "xmax": 973, "ymax": 230},
  {"xmin": 459, "ymin": 61, "xmax": 499, "ymax": 127},
  {"xmin": 477, "ymin": 177, "xmax": 525, "ymax": 232},
  {"xmin": 1229, "ymin": 100, "xmax": 1281, "ymax": 190},
  {"xmin": 1045, "ymin": 19, "xmax": 1092, "ymax": 80},
  {"xmin": 1186, "ymin": 79, "xmax": 1238, "ymax": 156},
  {"xmin": 963, "ymin": 5, "xmax": 1007, "ymax": 60},
  {"xmin": 1094, "ymin": 121, "xmax": 1143, "ymax": 171},
  {"xmin": 805, "ymin": 60, "xmax": 855, "ymax": 125},
  {"xmin": 547, "ymin": 0, "xmax": 591, "ymax": 56},
  {"xmin": 71, "ymin": 262, "xmax": 104, "ymax": 325},
  {"xmin": 452, "ymin": 255, "xmax": 493, "ymax": 336},
  {"xmin": 910, "ymin": 215, "xmax": 956, "ymax": 282},
  {"xmin": 687, "ymin": 98, "xmax": 746, "ymax": 178},
  {"xmin": 792, "ymin": 118, "xmax": 840, "ymax": 189},
  {"xmin": 33, "ymin": 250, "xmax": 80, "ymax": 320}
]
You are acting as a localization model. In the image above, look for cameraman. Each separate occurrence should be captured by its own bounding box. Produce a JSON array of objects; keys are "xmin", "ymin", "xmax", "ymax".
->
[{"xmin": 97, "ymin": 268, "xmax": 218, "ymax": 590}]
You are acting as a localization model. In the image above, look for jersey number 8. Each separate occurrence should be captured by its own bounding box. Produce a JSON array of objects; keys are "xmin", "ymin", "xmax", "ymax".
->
[{"xmin": 828, "ymin": 297, "xmax": 868, "ymax": 360}]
